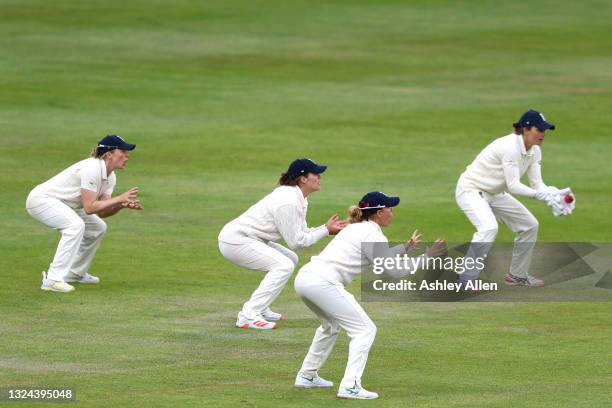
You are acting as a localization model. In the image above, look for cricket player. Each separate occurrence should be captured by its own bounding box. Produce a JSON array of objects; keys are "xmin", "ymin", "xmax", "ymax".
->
[
  {"xmin": 26, "ymin": 135, "xmax": 142, "ymax": 293},
  {"xmin": 293, "ymin": 191, "xmax": 445, "ymax": 399},
  {"xmin": 456, "ymin": 110, "xmax": 574, "ymax": 286},
  {"xmin": 218, "ymin": 158, "xmax": 346, "ymax": 330}
]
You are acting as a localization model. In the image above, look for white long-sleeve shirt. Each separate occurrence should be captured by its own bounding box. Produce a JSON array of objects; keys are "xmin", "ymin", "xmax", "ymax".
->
[
  {"xmin": 301, "ymin": 220, "xmax": 409, "ymax": 286},
  {"xmin": 218, "ymin": 185, "xmax": 329, "ymax": 249},
  {"xmin": 457, "ymin": 133, "xmax": 547, "ymax": 197},
  {"xmin": 30, "ymin": 158, "xmax": 116, "ymax": 209}
]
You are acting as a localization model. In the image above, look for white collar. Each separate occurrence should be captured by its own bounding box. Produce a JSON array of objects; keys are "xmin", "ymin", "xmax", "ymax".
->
[
  {"xmin": 517, "ymin": 134, "xmax": 534, "ymax": 156},
  {"xmin": 293, "ymin": 185, "xmax": 307, "ymax": 205},
  {"xmin": 367, "ymin": 219, "xmax": 382, "ymax": 233},
  {"xmin": 99, "ymin": 158, "xmax": 110, "ymax": 180}
]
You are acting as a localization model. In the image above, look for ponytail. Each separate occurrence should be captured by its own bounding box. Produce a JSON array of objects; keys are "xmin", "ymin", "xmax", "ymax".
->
[
  {"xmin": 278, "ymin": 172, "xmax": 300, "ymax": 186},
  {"xmin": 91, "ymin": 145, "xmax": 103, "ymax": 158},
  {"xmin": 513, "ymin": 124, "xmax": 533, "ymax": 135},
  {"xmin": 91, "ymin": 145, "xmax": 114, "ymax": 159},
  {"xmin": 348, "ymin": 205, "xmax": 364, "ymax": 223}
]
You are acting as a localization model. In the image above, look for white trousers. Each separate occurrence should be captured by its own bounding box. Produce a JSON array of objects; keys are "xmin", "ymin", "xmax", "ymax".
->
[
  {"xmin": 26, "ymin": 192, "xmax": 107, "ymax": 281},
  {"xmin": 295, "ymin": 269, "xmax": 376, "ymax": 389},
  {"xmin": 455, "ymin": 184, "xmax": 538, "ymax": 279},
  {"xmin": 218, "ymin": 238, "xmax": 298, "ymax": 319}
]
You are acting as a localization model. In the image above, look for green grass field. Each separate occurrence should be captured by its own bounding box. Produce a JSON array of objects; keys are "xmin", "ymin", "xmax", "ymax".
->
[{"xmin": 1, "ymin": 1, "xmax": 611, "ymax": 406}]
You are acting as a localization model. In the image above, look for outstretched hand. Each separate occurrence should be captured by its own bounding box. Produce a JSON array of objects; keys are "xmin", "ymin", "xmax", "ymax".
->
[
  {"xmin": 325, "ymin": 214, "xmax": 347, "ymax": 235},
  {"xmin": 118, "ymin": 187, "xmax": 139, "ymax": 205},
  {"xmin": 405, "ymin": 229, "xmax": 422, "ymax": 251},
  {"xmin": 123, "ymin": 200, "xmax": 144, "ymax": 210},
  {"xmin": 426, "ymin": 238, "xmax": 447, "ymax": 257}
]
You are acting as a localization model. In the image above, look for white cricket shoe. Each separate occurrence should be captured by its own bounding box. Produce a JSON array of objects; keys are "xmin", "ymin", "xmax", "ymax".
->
[
  {"xmin": 41, "ymin": 272, "xmax": 75, "ymax": 293},
  {"xmin": 294, "ymin": 372, "xmax": 334, "ymax": 388},
  {"xmin": 262, "ymin": 308, "xmax": 282, "ymax": 321},
  {"xmin": 337, "ymin": 384, "xmax": 379, "ymax": 400},
  {"xmin": 504, "ymin": 273, "xmax": 544, "ymax": 287},
  {"xmin": 64, "ymin": 272, "xmax": 100, "ymax": 284},
  {"xmin": 235, "ymin": 312, "xmax": 277, "ymax": 330}
]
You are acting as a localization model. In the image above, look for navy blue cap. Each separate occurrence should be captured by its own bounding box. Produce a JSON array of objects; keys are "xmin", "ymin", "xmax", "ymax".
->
[
  {"xmin": 97, "ymin": 135, "xmax": 136, "ymax": 154},
  {"xmin": 358, "ymin": 191, "xmax": 400, "ymax": 211},
  {"xmin": 514, "ymin": 110, "xmax": 555, "ymax": 131},
  {"xmin": 287, "ymin": 158, "xmax": 327, "ymax": 178}
]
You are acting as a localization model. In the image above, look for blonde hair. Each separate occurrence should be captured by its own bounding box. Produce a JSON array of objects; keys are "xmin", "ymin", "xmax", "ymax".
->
[
  {"xmin": 348, "ymin": 205, "xmax": 365, "ymax": 223},
  {"xmin": 91, "ymin": 145, "xmax": 114, "ymax": 159},
  {"xmin": 91, "ymin": 145, "xmax": 103, "ymax": 158}
]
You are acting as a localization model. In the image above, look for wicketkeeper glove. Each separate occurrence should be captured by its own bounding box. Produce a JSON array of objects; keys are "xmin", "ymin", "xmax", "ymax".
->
[
  {"xmin": 555, "ymin": 187, "xmax": 576, "ymax": 216},
  {"xmin": 534, "ymin": 187, "xmax": 557, "ymax": 204},
  {"xmin": 536, "ymin": 187, "xmax": 575, "ymax": 216}
]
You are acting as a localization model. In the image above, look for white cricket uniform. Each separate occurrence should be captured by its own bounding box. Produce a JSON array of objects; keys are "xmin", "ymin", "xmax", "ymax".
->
[
  {"xmin": 218, "ymin": 185, "xmax": 329, "ymax": 319},
  {"xmin": 26, "ymin": 158, "xmax": 114, "ymax": 281},
  {"xmin": 294, "ymin": 220, "xmax": 406, "ymax": 389},
  {"xmin": 456, "ymin": 133, "xmax": 547, "ymax": 278}
]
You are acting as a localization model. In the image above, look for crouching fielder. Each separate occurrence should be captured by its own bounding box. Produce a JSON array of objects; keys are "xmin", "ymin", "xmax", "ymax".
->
[
  {"xmin": 26, "ymin": 135, "xmax": 142, "ymax": 293},
  {"xmin": 218, "ymin": 159, "xmax": 346, "ymax": 330},
  {"xmin": 456, "ymin": 110, "xmax": 574, "ymax": 286},
  {"xmin": 294, "ymin": 191, "xmax": 444, "ymax": 400}
]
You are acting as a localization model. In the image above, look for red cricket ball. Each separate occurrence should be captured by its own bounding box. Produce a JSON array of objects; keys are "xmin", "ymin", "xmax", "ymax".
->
[{"xmin": 564, "ymin": 194, "xmax": 574, "ymax": 204}]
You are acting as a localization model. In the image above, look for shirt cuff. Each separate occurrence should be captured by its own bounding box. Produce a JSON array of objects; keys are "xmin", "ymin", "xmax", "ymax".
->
[
  {"xmin": 80, "ymin": 185, "xmax": 98, "ymax": 193},
  {"xmin": 312, "ymin": 224, "xmax": 330, "ymax": 242}
]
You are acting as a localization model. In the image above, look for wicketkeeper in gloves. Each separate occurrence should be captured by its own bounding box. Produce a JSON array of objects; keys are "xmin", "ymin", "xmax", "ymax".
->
[
  {"xmin": 26, "ymin": 135, "xmax": 142, "ymax": 293},
  {"xmin": 456, "ymin": 110, "xmax": 575, "ymax": 287},
  {"xmin": 293, "ymin": 191, "xmax": 445, "ymax": 399},
  {"xmin": 218, "ymin": 158, "xmax": 346, "ymax": 330}
]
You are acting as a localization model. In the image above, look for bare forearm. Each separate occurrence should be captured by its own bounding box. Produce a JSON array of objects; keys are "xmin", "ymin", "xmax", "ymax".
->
[
  {"xmin": 97, "ymin": 202, "xmax": 124, "ymax": 218},
  {"xmin": 81, "ymin": 187, "xmax": 139, "ymax": 216},
  {"xmin": 84, "ymin": 196, "xmax": 123, "ymax": 215}
]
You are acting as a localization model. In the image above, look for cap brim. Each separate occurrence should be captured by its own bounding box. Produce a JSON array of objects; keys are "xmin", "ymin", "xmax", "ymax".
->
[
  {"xmin": 385, "ymin": 197, "xmax": 400, "ymax": 207},
  {"xmin": 120, "ymin": 143, "xmax": 136, "ymax": 150},
  {"xmin": 312, "ymin": 164, "xmax": 327, "ymax": 174},
  {"xmin": 536, "ymin": 122, "xmax": 555, "ymax": 131}
]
